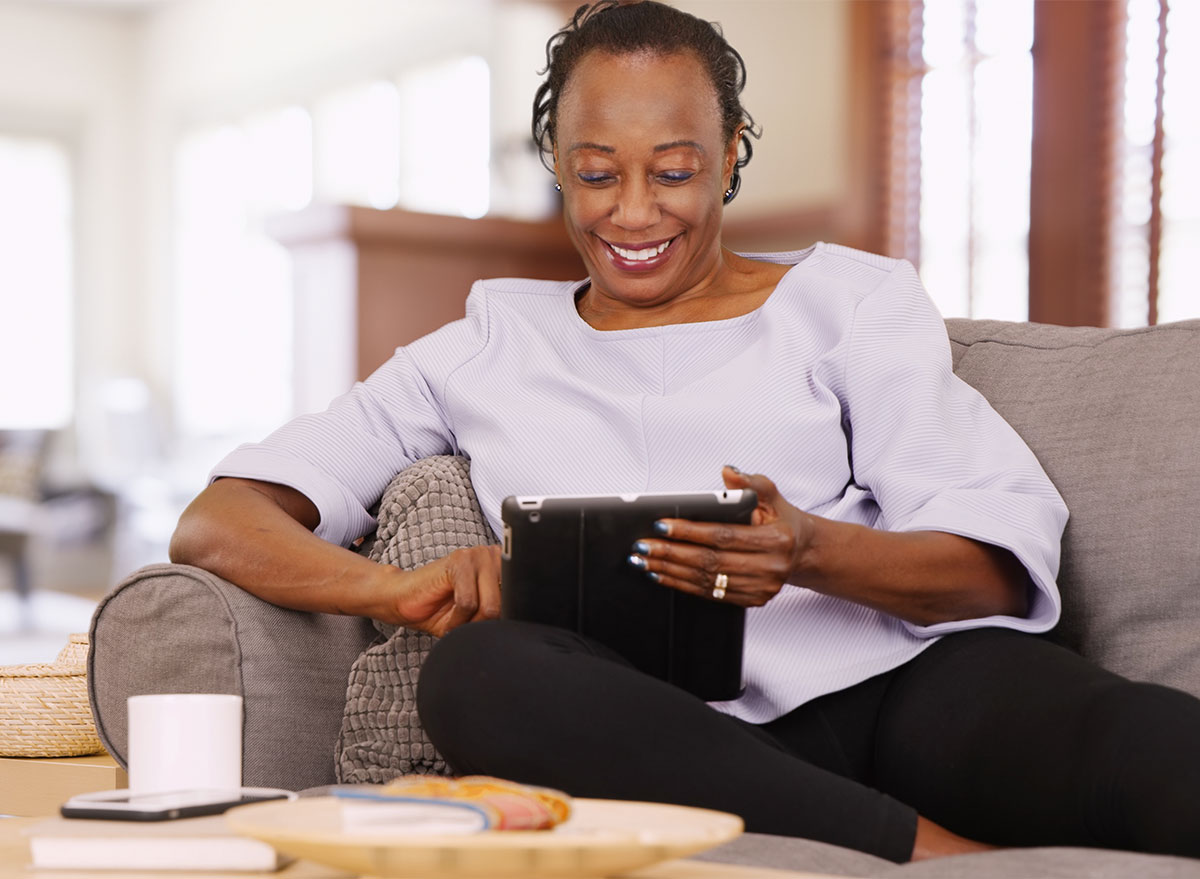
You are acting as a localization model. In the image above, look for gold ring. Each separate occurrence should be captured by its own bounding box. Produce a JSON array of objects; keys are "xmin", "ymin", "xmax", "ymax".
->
[{"xmin": 712, "ymin": 572, "xmax": 728, "ymax": 600}]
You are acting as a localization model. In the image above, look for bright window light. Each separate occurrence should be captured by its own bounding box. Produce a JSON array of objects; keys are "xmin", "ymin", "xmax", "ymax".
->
[
  {"xmin": 918, "ymin": 0, "xmax": 1033, "ymax": 321},
  {"xmin": 0, "ymin": 135, "xmax": 73, "ymax": 429},
  {"xmin": 172, "ymin": 107, "xmax": 312, "ymax": 442},
  {"xmin": 1158, "ymin": 0, "xmax": 1200, "ymax": 322},
  {"xmin": 397, "ymin": 56, "xmax": 490, "ymax": 219},
  {"xmin": 1113, "ymin": 0, "xmax": 1163, "ymax": 326},
  {"xmin": 314, "ymin": 81, "xmax": 402, "ymax": 210}
]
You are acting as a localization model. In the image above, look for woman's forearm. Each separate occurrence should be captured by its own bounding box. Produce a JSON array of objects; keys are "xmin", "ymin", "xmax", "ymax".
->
[
  {"xmin": 168, "ymin": 477, "xmax": 403, "ymax": 621},
  {"xmin": 794, "ymin": 517, "xmax": 1030, "ymax": 627}
]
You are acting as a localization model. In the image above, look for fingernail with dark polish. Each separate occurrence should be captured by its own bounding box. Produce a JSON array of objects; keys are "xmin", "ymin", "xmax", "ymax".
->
[
  {"xmin": 627, "ymin": 554, "xmax": 647, "ymax": 569},
  {"xmin": 632, "ymin": 540, "xmax": 650, "ymax": 554},
  {"xmin": 648, "ymin": 572, "xmax": 661, "ymax": 583},
  {"xmin": 726, "ymin": 464, "xmax": 743, "ymax": 474},
  {"xmin": 653, "ymin": 521, "xmax": 670, "ymax": 535}
]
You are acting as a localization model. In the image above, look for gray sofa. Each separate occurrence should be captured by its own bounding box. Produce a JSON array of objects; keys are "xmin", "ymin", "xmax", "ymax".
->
[{"xmin": 88, "ymin": 317, "xmax": 1200, "ymax": 877}]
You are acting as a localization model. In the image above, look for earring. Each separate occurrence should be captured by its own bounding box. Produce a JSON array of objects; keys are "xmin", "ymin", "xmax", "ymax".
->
[
  {"xmin": 554, "ymin": 182, "xmax": 562, "ymax": 192},
  {"xmin": 723, "ymin": 187, "xmax": 734, "ymax": 203}
]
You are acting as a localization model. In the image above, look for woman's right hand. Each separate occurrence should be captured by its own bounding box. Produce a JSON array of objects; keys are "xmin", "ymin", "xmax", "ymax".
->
[{"xmin": 389, "ymin": 545, "xmax": 503, "ymax": 637}]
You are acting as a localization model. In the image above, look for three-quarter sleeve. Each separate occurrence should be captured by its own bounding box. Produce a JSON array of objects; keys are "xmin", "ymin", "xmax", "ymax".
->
[{"xmin": 835, "ymin": 261, "xmax": 1068, "ymax": 636}]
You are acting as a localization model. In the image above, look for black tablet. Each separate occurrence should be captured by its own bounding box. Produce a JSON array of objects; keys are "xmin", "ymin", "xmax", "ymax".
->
[{"xmin": 500, "ymin": 489, "xmax": 756, "ymax": 701}]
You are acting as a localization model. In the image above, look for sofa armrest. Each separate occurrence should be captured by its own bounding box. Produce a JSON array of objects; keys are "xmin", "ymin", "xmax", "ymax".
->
[{"xmin": 87, "ymin": 563, "xmax": 378, "ymax": 791}]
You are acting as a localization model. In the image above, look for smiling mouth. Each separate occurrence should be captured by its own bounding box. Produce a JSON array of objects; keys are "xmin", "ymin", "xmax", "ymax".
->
[{"xmin": 602, "ymin": 235, "xmax": 679, "ymax": 268}]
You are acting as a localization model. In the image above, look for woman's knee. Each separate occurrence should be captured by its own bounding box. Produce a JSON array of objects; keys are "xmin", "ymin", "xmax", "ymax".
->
[
  {"xmin": 1076, "ymin": 679, "xmax": 1200, "ymax": 855},
  {"xmin": 419, "ymin": 620, "xmax": 545, "ymax": 718},
  {"xmin": 416, "ymin": 620, "xmax": 548, "ymax": 772},
  {"xmin": 417, "ymin": 620, "xmax": 614, "ymax": 747}
]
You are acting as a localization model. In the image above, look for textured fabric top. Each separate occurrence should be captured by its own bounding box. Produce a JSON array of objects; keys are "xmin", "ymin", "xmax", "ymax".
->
[{"xmin": 211, "ymin": 243, "xmax": 1067, "ymax": 723}]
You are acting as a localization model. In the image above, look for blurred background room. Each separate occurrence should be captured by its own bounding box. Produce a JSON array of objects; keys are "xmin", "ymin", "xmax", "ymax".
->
[{"xmin": 1, "ymin": 0, "xmax": 1197, "ymax": 663}]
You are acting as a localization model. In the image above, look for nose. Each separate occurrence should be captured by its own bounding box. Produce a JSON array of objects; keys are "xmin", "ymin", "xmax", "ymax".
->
[{"xmin": 611, "ymin": 177, "xmax": 661, "ymax": 230}]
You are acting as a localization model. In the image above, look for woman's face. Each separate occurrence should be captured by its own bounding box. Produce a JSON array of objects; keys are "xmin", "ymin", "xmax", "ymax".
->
[{"xmin": 554, "ymin": 50, "xmax": 739, "ymax": 313}]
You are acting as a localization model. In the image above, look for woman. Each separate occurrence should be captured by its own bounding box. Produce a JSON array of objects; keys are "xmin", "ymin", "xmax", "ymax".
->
[{"xmin": 171, "ymin": 0, "xmax": 1200, "ymax": 863}]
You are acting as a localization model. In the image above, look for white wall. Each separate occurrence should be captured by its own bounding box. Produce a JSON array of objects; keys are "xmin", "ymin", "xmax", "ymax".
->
[{"xmin": 677, "ymin": 0, "xmax": 850, "ymax": 216}]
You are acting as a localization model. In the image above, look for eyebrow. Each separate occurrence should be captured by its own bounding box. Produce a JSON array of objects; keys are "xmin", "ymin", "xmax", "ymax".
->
[{"xmin": 567, "ymin": 140, "xmax": 706, "ymax": 154}]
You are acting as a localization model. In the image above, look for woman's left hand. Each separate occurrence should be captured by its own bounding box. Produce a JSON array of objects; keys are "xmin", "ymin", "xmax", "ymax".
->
[{"xmin": 629, "ymin": 466, "xmax": 814, "ymax": 607}]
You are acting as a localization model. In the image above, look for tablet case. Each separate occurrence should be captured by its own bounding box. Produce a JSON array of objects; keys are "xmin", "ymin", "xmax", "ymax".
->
[{"xmin": 500, "ymin": 491, "xmax": 756, "ymax": 701}]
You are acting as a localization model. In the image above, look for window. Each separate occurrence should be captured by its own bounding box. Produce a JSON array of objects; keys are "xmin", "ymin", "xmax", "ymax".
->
[
  {"xmin": 1156, "ymin": 0, "xmax": 1200, "ymax": 324},
  {"xmin": 917, "ymin": 0, "xmax": 1034, "ymax": 321},
  {"xmin": 868, "ymin": 0, "xmax": 1200, "ymax": 326},
  {"xmin": 173, "ymin": 107, "xmax": 311, "ymax": 442},
  {"xmin": 0, "ymin": 135, "xmax": 73, "ymax": 428},
  {"xmin": 1115, "ymin": 0, "xmax": 1200, "ymax": 325},
  {"xmin": 395, "ymin": 56, "xmax": 490, "ymax": 220},
  {"xmin": 311, "ymin": 57, "xmax": 491, "ymax": 218},
  {"xmin": 872, "ymin": 0, "xmax": 1034, "ymax": 320},
  {"xmin": 170, "ymin": 57, "xmax": 493, "ymax": 450},
  {"xmin": 314, "ymin": 81, "xmax": 402, "ymax": 210}
]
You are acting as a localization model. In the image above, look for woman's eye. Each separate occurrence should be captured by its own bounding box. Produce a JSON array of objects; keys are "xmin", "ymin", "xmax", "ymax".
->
[
  {"xmin": 658, "ymin": 171, "xmax": 695, "ymax": 183},
  {"xmin": 578, "ymin": 173, "xmax": 614, "ymax": 185}
]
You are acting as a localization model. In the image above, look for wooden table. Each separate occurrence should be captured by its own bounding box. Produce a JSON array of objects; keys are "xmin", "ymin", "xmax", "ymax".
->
[{"xmin": 0, "ymin": 816, "xmax": 843, "ymax": 879}]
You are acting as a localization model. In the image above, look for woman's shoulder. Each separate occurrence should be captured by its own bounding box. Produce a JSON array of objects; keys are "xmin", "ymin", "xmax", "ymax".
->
[
  {"xmin": 392, "ymin": 276, "xmax": 583, "ymax": 387},
  {"xmin": 743, "ymin": 243, "xmax": 921, "ymax": 329},
  {"xmin": 409, "ymin": 276, "xmax": 581, "ymax": 352},
  {"xmin": 473, "ymin": 276, "xmax": 584, "ymax": 300},
  {"xmin": 754, "ymin": 242, "xmax": 914, "ymax": 286}
]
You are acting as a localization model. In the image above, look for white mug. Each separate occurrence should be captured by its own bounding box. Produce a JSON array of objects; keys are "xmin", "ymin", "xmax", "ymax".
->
[{"xmin": 127, "ymin": 694, "xmax": 243, "ymax": 795}]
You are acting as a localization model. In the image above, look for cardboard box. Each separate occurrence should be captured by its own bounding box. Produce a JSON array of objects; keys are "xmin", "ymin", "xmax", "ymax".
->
[{"xmin": 0, "ymin": 752, "xmax": 126, "ymax": 817}]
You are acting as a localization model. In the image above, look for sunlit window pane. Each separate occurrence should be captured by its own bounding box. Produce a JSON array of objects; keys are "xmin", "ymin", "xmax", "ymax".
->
[
  {"xmin": 1124, "ymin": 0, "xmax": 1162, "ymax": 148},
  {"xmin": 975, "ymin": 0, "xmax": 1033, "ymax": 56},
  {"xmin": 173, "ymin": 107, "xmax": 311, "ymax": 442},
  {"xmin": 0, "ymin": 136, "xmax": 73, "ymax": 428},
  {"xmin": 1159, "ymin": 0, "xmax": 1200, "ymax": 322},
  {"xmin": 918, "ymin": 0, "xmax": 1032, "ymax": 321},
  {"xmin": 246, "ymin": 107, "xmax": 313, "ymax": 214},
  {"xmin": 922, "ymin": 0, "xmax": 967, "ymax": 69},
  {"xmin": 314, "ymin": 81, "xmax": 401, "ymax": 210},
  {"xmin": 920, "ymin": 66, "xmax": 971, "ymax": 317},
  {"xmin": 1113, "ymin": 0, "xmax": 1163, "ymax": 326},
  {"xmin": 397, "ymin": 56, "xmax": 490, "ymax": 219},
  {"xmin": 972, "ymin": 54, "xmax": 1032, "ymax": 321}
]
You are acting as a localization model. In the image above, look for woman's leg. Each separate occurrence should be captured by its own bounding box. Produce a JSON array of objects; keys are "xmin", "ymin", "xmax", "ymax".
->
[
  {"xmin": 867, "ymin": 628, "xmax": 1200, "ymax": 856},
  {"xmin": 417, "ymin": 618, "xmax": 918, "ymax": 862}
]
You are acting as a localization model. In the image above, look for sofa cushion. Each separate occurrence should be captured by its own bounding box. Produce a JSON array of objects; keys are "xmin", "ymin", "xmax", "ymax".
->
[
  {"xmin": 875, "ymin": 847, "xmax": 1200, "ymax": 877},
  {"xmin": 89, "ymin": 563, "xmax": 377, "ymax": 790},
  {"xmin": 697, "ymin": 834, "xmax": 1200, "ymax": 877},
  {"xmin": 336, "ymin": 455, "xmax": 497, "ymax": 783},
  {"xmin": 945, "ymin": 319, "xmax": 1200, "ymax": 697}
]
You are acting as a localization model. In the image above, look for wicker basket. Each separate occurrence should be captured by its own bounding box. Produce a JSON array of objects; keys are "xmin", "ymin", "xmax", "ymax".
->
[{"xmin": 0, "ymin": 633, "xmax": 105, "ymax": 758}]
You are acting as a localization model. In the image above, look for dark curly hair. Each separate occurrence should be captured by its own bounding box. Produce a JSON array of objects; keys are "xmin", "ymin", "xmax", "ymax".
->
[{"xmin": 531, "ymin": 0, "xmax": 760, "ymax": 204}]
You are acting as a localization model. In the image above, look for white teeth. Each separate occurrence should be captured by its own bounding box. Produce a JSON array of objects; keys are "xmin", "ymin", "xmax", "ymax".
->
[{"xmin": 611, "ymin": 240, "xmax": 671, "ymax": 261}]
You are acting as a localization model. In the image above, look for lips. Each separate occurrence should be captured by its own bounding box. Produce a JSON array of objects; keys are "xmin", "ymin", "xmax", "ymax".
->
[{"xmin": 601, "ymin": 235, "xmax": 680, "ymax": 272}]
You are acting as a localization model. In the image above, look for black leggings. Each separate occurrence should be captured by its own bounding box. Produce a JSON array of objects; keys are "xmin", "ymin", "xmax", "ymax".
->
[{"xmin": 417, "ymin": 619, "xmax": 1200, "ymax": 863}]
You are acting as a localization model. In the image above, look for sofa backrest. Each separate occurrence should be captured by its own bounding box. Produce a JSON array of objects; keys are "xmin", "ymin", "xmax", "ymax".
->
[{"xmin": 946, "ymin": 318, "xmax": 1200, "ymax": 699}]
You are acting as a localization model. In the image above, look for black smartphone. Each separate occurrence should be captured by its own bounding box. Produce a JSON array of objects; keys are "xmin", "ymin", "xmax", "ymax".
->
[{"xmin": 60, "ymin": 787, "xmax": 294, "ymax": 821}]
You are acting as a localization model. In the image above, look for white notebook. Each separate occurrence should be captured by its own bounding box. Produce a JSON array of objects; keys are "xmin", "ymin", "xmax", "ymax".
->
[{"xmin": 24, "ymin": 815, "xmax": 289, "ymax": 872}]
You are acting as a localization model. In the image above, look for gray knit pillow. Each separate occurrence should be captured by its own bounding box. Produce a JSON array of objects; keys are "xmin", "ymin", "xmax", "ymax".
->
[{"xmin": 335, "ymin": 455, "xmax": 497, "ymax": 783}]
